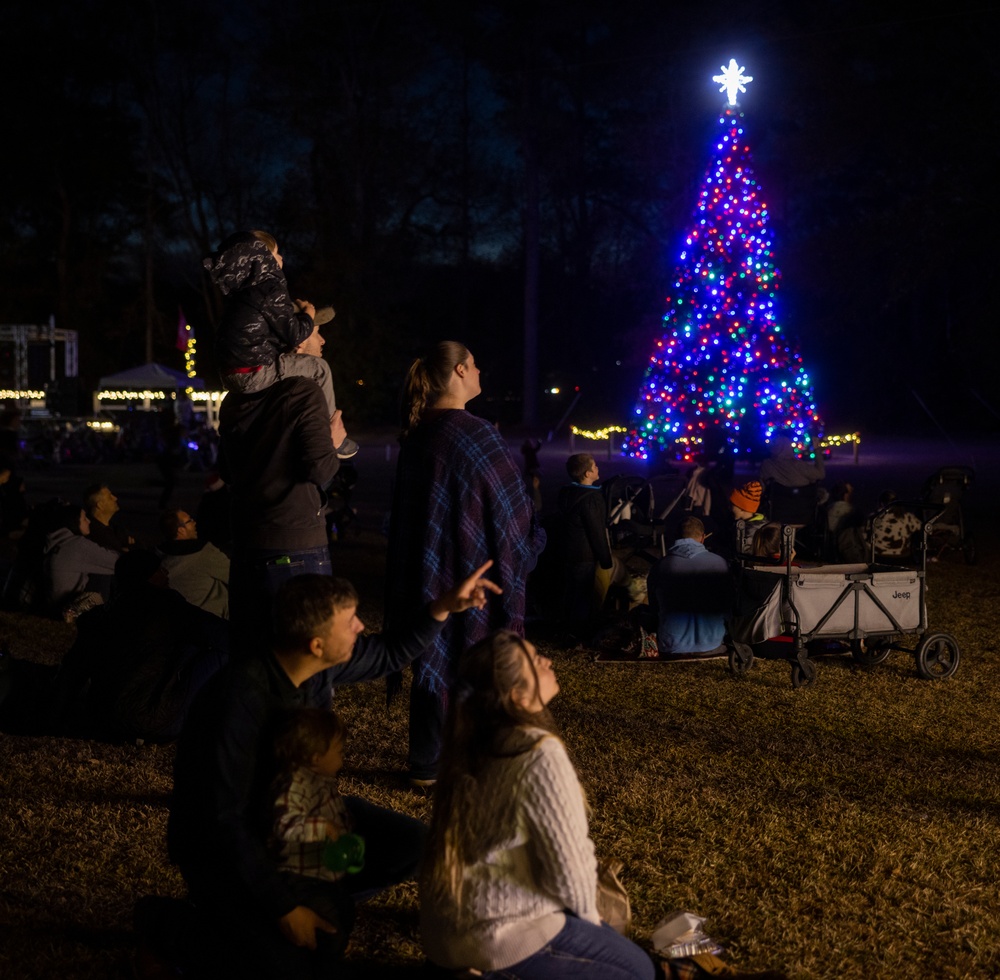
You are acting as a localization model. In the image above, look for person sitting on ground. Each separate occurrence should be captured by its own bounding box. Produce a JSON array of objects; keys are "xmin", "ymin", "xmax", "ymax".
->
[
  {"xmin": 270, "ymin": 708, "xmax": 360, "ymax": 891},
  {"xmin": 83, "ymin": 483, "xmax": 134, "ymax": 552},
  {"xmin": 165, "ymin": 563, "xmax": 501, "ymax": 979},
  {"xmin": 42, "ymin": 503, "xmax": 120, "ymax": 620},
  {"xmin": 870, "ymin": 490, "xmax": 922, "ymax": 558},
  {"xmin": 556, "ymin": 453, "xmax": 625, "ymax": 638},
  {"xmin": 157, "ymin": 508, "xmax": 230, "ymax": 618},
  {"xmin": 646, "ymin": 516, "xmax": 731, "ymax": 656},
  {"xmin": 758, "ymin": 435, "xmax": 825, "ymax": 488},
  {"xmin": 52, "ymin": 549, "xmax": 229, "ymax": 743},
  {"xmin": 421, "ymin": 629, "xmax": 655, "ymax": 979},
  {"xmin": 420, "ymin": 630, "xmax": 786, "ymax": 980},
  {"xmin": 204, "ymin": 230, "xmax": 358, "ymax": 459}
]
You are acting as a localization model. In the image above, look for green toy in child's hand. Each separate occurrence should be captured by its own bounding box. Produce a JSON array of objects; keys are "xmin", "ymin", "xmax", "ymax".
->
[{"xmin": 322, "ymin": 833, "xmax": 365, "ymax": 874}]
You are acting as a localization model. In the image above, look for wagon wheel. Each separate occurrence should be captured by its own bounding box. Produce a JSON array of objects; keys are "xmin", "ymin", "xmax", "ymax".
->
[
  {"xmin": 728, "ymin": 643, "xmax": 754, "ymax": 677},
  {"xmin": 962, "ymin": 534, "xmax": 977, "ymax": 565},
  {"xmin": 790, "ymin": 658, "xmax": 817, "ymax": 689},
  {"xmin": 850, "ymin": 638, "xmax": 891, "ymax": 667},
  {"xmin": 915, "ymin": 632, "xmax": 961, "ymax": 680}
]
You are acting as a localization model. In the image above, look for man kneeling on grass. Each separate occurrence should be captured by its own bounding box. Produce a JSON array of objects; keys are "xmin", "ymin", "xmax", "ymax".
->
[{"xmin": 164, "ymin": 562, "xmax": 500, "ymax": 978}]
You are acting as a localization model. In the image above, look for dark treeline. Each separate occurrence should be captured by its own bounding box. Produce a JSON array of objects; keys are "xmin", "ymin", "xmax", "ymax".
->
[{"xmin": 0, "ymin": 0, "xmax": 993, "ymax": 433}]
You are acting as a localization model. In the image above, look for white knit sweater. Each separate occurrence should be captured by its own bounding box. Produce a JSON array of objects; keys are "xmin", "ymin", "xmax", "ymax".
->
[{"xmin": 420, "ymin": 729, "xmax": 600, "ymax": 971}]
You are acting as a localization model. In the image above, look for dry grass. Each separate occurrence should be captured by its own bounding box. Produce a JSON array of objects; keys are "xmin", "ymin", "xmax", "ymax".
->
[{"xmin": 2, "ymin": 529, "xmax": 998, "ymax": 979}]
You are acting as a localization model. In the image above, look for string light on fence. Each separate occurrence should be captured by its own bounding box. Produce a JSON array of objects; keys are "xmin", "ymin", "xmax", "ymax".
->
[{"xmin": 570, "ymin": 425, "xmax": 627, "ymax": 441}]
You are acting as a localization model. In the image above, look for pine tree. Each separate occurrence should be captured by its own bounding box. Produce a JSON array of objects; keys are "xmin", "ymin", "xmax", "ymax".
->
[{"xmin": 626, "ymin": 61, "xmax": 821, "ymax": 461}]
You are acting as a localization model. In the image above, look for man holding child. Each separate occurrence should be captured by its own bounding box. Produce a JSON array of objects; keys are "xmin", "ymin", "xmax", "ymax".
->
[{"xmin": 167, "ymin": 564, "xmax": 500, "ymax": 976}]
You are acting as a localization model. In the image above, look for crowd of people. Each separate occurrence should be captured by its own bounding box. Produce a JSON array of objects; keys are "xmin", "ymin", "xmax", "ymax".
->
[
  {"xmin": 553, "ymin": 436, "xmax": 928, "ymax": 661},
  {"xmin": 4, "ymin": 227, "xmax": 933, "ymax": 979}
]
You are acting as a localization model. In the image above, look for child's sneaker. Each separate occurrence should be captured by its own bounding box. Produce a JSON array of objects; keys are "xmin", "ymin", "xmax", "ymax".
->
[{"xmin": 336, "ymin": 438, "xmax": 360, "ymax": 460}]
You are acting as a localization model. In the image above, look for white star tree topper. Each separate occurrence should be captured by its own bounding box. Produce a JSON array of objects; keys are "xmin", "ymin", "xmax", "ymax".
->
[{"xmin": 712, "ymin": 59, "xmax": 753, "ymax": 105}]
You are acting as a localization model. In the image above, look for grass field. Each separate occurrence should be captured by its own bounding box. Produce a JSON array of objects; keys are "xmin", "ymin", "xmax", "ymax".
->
[{"xmin": 1, "ymin": 453, "xmax": 998, "ymax": 978}]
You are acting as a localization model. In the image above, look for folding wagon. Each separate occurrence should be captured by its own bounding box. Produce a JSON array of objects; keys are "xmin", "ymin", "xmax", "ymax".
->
[{"xmin": 726, "ymin": 521, "xmax": 960, "ymax": 689}]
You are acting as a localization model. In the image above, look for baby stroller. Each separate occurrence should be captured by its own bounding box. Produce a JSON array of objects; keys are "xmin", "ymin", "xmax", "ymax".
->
[
  {"xmin": 921, "ymin": 466, "xmax": 975, "ymax": 563},
  {"xmin": 601, "ymin": 474, "xmax": 665, "ymax": 561},
  {"xmin": 726, "ymin": 523, "xmax": 960, "ymax": 689}
]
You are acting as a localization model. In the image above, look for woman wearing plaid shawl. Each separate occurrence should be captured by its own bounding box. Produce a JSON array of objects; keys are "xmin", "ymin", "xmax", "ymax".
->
[{"xmin": 386, "ymin": 342, "xmax": 545, "ymax": 787}]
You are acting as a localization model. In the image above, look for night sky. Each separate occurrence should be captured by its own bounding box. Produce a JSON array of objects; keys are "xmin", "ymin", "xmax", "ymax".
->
[{"xmin": 1, "ymin": 1, "xmax": 993, "ymax": 437}]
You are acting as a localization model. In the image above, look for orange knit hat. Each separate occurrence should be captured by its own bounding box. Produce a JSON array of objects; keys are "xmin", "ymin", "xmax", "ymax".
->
[{"xmin": 729, "ymin": 480, "xmax": 763, "ymax": 513}]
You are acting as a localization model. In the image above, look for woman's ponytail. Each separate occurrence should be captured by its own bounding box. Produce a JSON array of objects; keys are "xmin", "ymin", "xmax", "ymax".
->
[{"xmin": 399, "ymin": 341, "xmax": 470, "ymax": 436}]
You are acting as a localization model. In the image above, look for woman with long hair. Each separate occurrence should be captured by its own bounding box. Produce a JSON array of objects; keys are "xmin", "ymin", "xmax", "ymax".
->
[
  {"xmin": 421, "ymin": 631, "xmax": 789, "ymax": 980},
  {"xmin": 386, "ymin": 342, "xmax": 545, "ymax": 786},
  {"xmin": 420, "ymin": 630, "xmax": 654, "ymax": 979}
]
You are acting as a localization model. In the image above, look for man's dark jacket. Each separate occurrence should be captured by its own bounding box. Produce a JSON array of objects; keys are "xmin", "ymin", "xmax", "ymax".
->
[
  {"xmin": 167, "ymin": 611, "xmax": 443, "ymax": 921},
  {"xmin": 219, "ymin": 377, "xmax": 338, "ymax": 553},
  {"xmin": 205, "ymin": 235, "xmax": 313, "ymax": 371},
  {"xmin": 556, "ymin": 483, "xmax": 613, "ymax": 568}
]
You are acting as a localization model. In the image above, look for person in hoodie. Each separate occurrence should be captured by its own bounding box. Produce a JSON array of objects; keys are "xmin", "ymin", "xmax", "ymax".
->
[
  {"xmin": 42, "ymin": 503, "xmax": 120, "ymax": 620},
  {"xmin": 556, "ymin": 453, "xmax": 623, "ymax": 636},
  {"xmin": 204, "ymin": 229, "xmax": 358, "ymax": 459},
  {"xmin": 646, "ymin": 516, "xmax": 731, "ymax": 656}
]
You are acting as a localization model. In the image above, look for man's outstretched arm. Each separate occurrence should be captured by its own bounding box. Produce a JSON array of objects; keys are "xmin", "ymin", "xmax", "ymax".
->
[{"xmin": 329, "ymin": 560, "xmax": 503, "ymax": 687}]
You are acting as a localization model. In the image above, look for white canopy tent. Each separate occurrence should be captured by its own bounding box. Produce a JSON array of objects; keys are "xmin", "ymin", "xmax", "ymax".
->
[
  {"xmin": 97, "ymin": 362, "xmax": 204, "ymax": 391},
  {"xmin": 94, "ymin": 363, "xmax": 223, "ymax": 427}
]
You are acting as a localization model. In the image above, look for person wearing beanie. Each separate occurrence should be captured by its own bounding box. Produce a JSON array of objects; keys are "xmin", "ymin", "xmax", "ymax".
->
[
  {"xmin": 730, "ymin": 480, "xmax": 763, "ymax": 519},
  {"xmin": 725, "ymin": 480, "xmax": 765, "ymax": 558}
]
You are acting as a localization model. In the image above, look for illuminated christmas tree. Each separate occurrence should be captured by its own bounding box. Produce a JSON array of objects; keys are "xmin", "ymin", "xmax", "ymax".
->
[{"xmin": 626, "ymin": 60, "xmax": 822, "ymax": 461}]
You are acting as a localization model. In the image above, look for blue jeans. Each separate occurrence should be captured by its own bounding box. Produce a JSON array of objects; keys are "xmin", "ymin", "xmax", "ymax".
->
[
  {"xmin": 484, "ymin": 916, "xmax": 656, "ymax": 980},
  {"xmin": 229, "ymin": 545, "xmax": 332, "ymax": 657}
]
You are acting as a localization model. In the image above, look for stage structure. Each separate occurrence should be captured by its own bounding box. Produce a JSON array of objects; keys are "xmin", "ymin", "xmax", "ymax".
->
[{"xmin": 0, "ymin": 319, "xmax": 79, "ymax": 413}]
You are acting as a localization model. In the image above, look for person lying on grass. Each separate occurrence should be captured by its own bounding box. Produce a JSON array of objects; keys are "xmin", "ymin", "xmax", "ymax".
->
[
  {"xmin": 420, "ymin": 629, "xmax": 788, "ymax": 980},
  {"xmin": 166, "ymin": 562, "xmax": 500, "ymax": 978}
]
